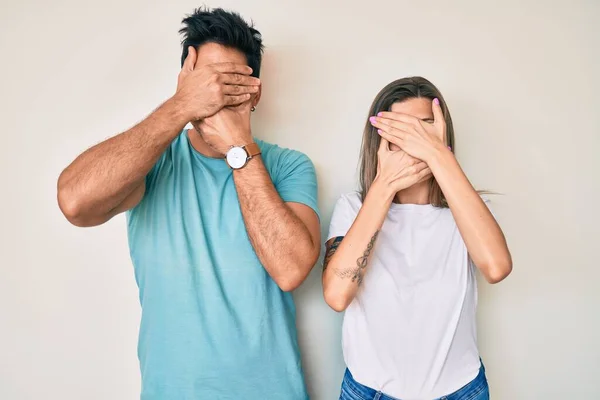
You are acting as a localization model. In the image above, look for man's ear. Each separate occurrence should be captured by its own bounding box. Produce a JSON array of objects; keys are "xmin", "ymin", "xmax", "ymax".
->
[{"xmin": 251, "ymin": 84, "xmax": 262, "ymax": 108}]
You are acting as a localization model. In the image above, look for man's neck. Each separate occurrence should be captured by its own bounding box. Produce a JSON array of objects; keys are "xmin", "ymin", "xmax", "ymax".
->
[{"xmin": 187, "ymin": 128, "xmax": 223, "ymax": 158}]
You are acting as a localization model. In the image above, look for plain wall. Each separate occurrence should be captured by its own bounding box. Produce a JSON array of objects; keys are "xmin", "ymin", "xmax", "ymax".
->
[{"xmin": 1, "ymin": 0, "xmax": 598, "ymax": 399}]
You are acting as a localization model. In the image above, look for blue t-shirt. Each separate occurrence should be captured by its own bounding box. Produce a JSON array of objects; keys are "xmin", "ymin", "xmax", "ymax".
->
[{"xmin": 126, "ymin": 131, "xmax": 319, "ymax": 400}]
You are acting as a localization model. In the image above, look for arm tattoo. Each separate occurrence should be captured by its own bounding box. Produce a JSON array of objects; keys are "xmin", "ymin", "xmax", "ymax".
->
[
  {"xmin": 323, "ymin": 236, "xmax": 344, "ymax": 270},
  {"xmin": 336, "ymin": 231, "xmax": 379, "ymax": 285}
]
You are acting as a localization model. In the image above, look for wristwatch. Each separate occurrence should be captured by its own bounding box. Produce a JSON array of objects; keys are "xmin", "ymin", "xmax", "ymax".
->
[{"xmin": 225, "ymin": 142, "xmax": 261, "ymax": 170}]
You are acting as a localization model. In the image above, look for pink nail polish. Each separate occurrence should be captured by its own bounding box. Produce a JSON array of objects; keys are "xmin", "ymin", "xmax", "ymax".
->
[
  {"xmin": 377, "ymin": 129, "xmax": 383, "ymax": 134},
  {"xmin": 370, "ymin": 116, "xmax": 377, "ymax": 124},
  {"xmin": 377, "ymin": 112, "xmax": 383, "ymax": 117},
  {"xmin": 434, "ymin": 98, "xmax": 440, "ymax": 105}
]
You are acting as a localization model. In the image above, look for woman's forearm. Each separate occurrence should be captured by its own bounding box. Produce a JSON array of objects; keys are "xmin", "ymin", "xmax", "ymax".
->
[
  {"xmin": 429, "ymin": 147, "xmax": 512, "ymax": 283},
  {"xmin": 323, "ymin": 180, "xmax": 392, "ymax": 311}
]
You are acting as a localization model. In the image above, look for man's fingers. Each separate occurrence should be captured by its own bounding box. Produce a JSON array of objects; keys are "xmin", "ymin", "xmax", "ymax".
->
[
  {"xmin": 182, "ymin": 46, "xmax": 196, "ymax": 73},
  {"xmin": 212, "ymin": 62, "xmax": 254, "ymax": 75},
  {"xmin": 220, "ymin": 73, "xmax": 261, "ymax": 86},
  {"xmin": 224, "ymin": 93, "xmax": 252, "ymax": 107},
  {"xmin": 178, "ymin": 47, "xmax": 197, "ymax": 89},
  {"xmin": 221, "ymin": 83, "xmax": 260, "ymax": 97}
]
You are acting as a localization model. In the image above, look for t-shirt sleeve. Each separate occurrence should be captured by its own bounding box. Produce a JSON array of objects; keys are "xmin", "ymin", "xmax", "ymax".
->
[
  {"xmin": 127, "ymin": 150, "xmax": 169, "ymax": 221},
  {"xmin": 273, "ymin": 150, "xmax": 320, "ymax": 220},
  {"xmin": 326, "ymin": 194, "xmax": 358, "ymax": 241},
  {"xmin": 144, "ymin": 151, "xmax": 169, "ymax": 195}
]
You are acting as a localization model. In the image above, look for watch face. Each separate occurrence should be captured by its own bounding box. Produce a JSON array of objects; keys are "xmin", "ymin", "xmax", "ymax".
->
[{"xmin": 226, "ymin": 146, "xmax": 248, "ymax": 169}]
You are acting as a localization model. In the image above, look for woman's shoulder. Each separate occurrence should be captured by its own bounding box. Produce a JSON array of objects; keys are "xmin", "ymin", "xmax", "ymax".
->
[
  {"xmin": 337, "ymin": 191, "xmax": 362, "ymax": 206},
  {"xmin": 332, "ymin": 191, "xmax": 363, "ymax": 216}
]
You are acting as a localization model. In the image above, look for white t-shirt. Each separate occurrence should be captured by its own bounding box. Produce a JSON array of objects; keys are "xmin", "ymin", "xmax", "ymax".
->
[{"xmin": 327, "ymin": 192, "xmax": 482, "ymax": 400}]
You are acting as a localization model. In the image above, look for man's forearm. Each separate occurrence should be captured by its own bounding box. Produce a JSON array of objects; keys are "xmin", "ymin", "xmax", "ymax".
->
[
  {"xmin": 58, "ymin": 97, "xmax": 188, "ymax": 224},
  {"xmin": 233, "ymin": 157, "xmax": 317, "ymax": 291}
]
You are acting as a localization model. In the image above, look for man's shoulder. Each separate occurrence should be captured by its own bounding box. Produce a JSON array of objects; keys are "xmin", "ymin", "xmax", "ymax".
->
[
  {"xmin": 255, "ymin": 138, "xmax": 314, "ymax": 169},
  {"xmin": 255, "ymin": 138, "xmax": 311, "ymax": 158}
]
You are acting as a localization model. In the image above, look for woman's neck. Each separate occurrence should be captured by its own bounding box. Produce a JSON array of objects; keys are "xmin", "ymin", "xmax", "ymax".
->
[{"xmin": 394, "ymin": 181, "xmax": 431, "ymax": 205}]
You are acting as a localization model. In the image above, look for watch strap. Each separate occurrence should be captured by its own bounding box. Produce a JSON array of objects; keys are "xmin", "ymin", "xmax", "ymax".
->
[{"xmin": 244, "ymin": 142, "xmax": 261, "ymax": 158}]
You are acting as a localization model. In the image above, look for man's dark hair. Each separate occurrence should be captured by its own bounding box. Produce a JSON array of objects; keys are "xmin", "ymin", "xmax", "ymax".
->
[{"xmin": 179, "ymin": 7, "xmax": 264, "ymax": 77}]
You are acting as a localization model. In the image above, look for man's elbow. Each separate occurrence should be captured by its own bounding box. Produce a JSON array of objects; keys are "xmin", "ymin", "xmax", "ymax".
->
[
  {"xmin": 275, "ymin": 260, "xmax": 316, "ymax": 292},
  {"xmin": 57, "ymin": 184, "xmax": 86, "ymax": 226},
  {"xmin": 275, "ymin": 271, "xmax": 306, "ymax": 292},
  {"xmin": 57, "ymin": 180, "xmax": 101, "ymax": 227},
  {"xmin": 276, "ymin": 246, "xmax": 320, "ymax": 292}
]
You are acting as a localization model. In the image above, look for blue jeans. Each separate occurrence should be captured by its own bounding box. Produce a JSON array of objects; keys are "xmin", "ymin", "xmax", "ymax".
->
[{"xmin": 339, "ymin": 362, "xmax": 489, "ymax": 400}]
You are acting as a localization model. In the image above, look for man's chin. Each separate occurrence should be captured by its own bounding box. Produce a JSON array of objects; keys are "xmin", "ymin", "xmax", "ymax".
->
[{"xmin": 189, "ymin": 124, "xmax": 224, "ymax": 155}]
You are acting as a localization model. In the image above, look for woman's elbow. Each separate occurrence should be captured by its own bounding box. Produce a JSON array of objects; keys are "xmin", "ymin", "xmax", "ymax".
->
[
  {"xmin": 484, "ymin": 256, "xmax": 513, "ymax": 284},
  {"xmin": 323, "ymin": 284, "xmax": 351, "ymax": 312},
  {"xmin": 325, "ymin": 298, "xmax": 349, "ymax": 313}
]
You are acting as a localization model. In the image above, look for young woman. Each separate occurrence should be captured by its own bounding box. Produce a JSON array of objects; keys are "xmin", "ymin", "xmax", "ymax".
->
[{"xmin": 323, "ymin": 77, "xmax": 512, "ymax": 400}]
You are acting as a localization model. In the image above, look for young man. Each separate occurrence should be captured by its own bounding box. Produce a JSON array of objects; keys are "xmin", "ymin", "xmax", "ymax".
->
[{"xmin": 57, "ymin": 8, "xmax": 320, "ymax": 400}]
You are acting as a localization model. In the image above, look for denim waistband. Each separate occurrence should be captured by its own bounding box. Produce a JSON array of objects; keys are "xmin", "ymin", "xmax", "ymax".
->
[
  {"xmin": 343, "ymin": 369, "xmax": 383, "ymax": 400},
  {"xmin": 342, "ymin": 361, "xmax": 487, "ymax": 400}
]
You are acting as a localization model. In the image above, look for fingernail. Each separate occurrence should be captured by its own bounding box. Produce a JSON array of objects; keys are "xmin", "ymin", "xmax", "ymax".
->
[
  {"xmin": 377, "ymin": 129, "xmax": 383, "ymax": 134},
  {"xmin": 434, "ymin": 98, "xmax": 440, "ymax": 105},
  {"xmin": 377, "ymin": 112, "xmax": 383, "ymax": 117},
  {"xmin": 369, "ymin": 116, "xmax": 377, "ymax": 124}
]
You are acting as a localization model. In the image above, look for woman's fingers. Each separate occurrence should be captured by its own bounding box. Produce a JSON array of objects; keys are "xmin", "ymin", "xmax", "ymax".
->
[
  {"xmin": 431, "ymin": 98, "xmax": 444, "ymax": 126},
  {"xmin": 377, "ymin": 128, "xmax": 405, "ymax": 147},
  {"xmin": 378, "ymin": 137, "xmax": 391, "ymax": 154},
  {"xmin": 373, "ymin": 113, "xmax": 421, "ymax": 130},
  {"xmin": 416, "ymin": 167, "xmax": 433, "ymax": 183},
  {"xmin": 413, "ymin": 161, "xmax": 429, "ymax": 174}
]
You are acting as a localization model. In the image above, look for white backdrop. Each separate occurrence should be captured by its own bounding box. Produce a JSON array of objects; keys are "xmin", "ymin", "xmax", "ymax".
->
[{"xmin": 1, "ymin": 0, "xmax": 599, "ymax": 399}]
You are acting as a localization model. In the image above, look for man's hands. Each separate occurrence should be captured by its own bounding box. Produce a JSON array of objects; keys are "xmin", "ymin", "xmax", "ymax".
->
[
  {"xmin": 198, "ymin": 101, "xmax": 254, "ymax": 154},
  {"xmin": 174, "ymin": 46, "xmax": 260, "ymax": 122},
  {"xmin": 374, "ymin": 138, "xmax": 432, "ymax": 199}
]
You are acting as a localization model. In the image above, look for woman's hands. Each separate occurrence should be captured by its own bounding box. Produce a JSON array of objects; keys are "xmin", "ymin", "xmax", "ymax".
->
[
  {"xmin": 375, "ymin": 138, "xmax": 432, "ymax": 197},
  {"xmin": 370, "ymin": 98, "xmax": 447, "ymax": 164}
]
